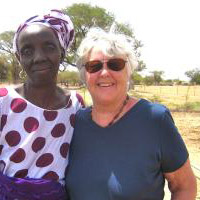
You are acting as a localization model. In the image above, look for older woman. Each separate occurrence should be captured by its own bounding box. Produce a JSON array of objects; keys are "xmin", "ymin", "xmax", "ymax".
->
[
  {"xmin": 66, "ymin": 28, "xmax": 197, "ymax": 200},
  {"xmin": 0, "ymin": 10, "xmax": 84, "ymax": 200}
]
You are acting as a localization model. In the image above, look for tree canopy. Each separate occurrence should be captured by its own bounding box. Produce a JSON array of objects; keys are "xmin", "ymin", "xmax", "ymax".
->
[
  {"xmin": 150, "ymin": 71, "xmax": 164, "ymax": 85},
  {"xmin": 0, "ymin": 31, "xmax": 20, "ymax": 82},
  {"xmin": 185, "ymin": 68, "xmax": 200, "ymax": 84},
  {"xmin": 62, "ymin": 3, "xmax": 144, "ymax": 69}
]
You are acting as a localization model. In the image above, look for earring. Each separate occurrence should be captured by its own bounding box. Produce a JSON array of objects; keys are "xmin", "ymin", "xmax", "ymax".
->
[{"xmin": 19, "ymin": 68, "xmax": 27, "ymax": 80}]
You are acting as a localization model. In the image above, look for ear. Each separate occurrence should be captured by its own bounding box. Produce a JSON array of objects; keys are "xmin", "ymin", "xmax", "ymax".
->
[{"xmin": 60, "ymin": 49, "xmax": 65, "ymax": 63}]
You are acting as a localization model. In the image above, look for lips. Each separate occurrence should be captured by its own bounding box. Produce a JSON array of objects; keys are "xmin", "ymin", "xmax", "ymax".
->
[
  {"xmin": 32, "ymin": 65, "xmax": 52, "ymax": 72},
  {"xmin": 33, "ymin": 68, "xmax": 51, "ymax": 72}
]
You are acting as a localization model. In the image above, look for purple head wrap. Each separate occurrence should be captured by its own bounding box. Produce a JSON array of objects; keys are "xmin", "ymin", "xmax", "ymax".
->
[{"xmin": 13, "ymin": 9, "xmax": 74, "ymax": 55}]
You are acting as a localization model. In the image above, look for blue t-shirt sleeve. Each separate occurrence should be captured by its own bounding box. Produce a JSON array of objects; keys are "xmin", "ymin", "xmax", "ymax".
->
[{"xmin": 159, "ymin": 108, "xmax": 189, "ymax": 173}]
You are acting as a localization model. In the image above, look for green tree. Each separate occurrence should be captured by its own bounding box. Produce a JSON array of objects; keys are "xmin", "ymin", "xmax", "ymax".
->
[
  {"xmin": 136, "ymin": 60, "xmax": 146, "ymax": 72},
  {"xmin": 0, "ymin": 54, "xmax": 14, "ymax": 82},
  {"xmin": 143, "ymin": 76, "xmax": 154, "ymax": 85},
  {"xmin": 62, "ymin": 3, "xmax": 114, "ymax": 66},
  {"xmin": 0, "ymin": 31, "xmax": 20, "ymax": 82},
  {"xmin": 63, "ymin": 3, "xmax": 144, "ymax": 70},
  {"xmin": 58, "ymin": 70, "xmax": 80, "ymax": 86},
  {"xmin": 0, "ymin": 31, "xmax": 14, "ymax": 54},
  {"xmin": 0, "ymin": 55, "xmax": 9, "ymax": 81},
  {"xmin": 150, "ymin": 70, "xmax": 164, "ymax": 85},
  {"xmin": 185, "ymin": 68, "xmax": 200, "ymax": 84},
  {"xmin": 131, "ymin": 71, "xmax": 143, "ymax": 85},
  {"xmin": 163, "ymin": 79, "xmax": 173, "ymax": 86},
  {"xmin": 173, "ymin": 79, "xmax": 183, "ymax": 85}
]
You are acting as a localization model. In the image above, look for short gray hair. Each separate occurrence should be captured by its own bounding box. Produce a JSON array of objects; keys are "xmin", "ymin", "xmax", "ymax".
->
[{"xmin": 76, "ymin": 27, "xmax": 138, "ymax": 84}]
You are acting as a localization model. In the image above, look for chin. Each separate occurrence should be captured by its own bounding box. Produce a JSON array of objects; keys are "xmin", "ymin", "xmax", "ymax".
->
[
  {"xmin": 30, "ymin": 78, "xmax": 57, "ymax": 87},
  {"xmin": 95, "ymin": 95, "xmax": 115, "ymax": 104}
]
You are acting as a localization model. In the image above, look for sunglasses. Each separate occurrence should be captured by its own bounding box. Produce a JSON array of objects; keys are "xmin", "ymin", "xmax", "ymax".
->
[{"xmin": 84, "ymin": 58, "xmax": 127, "ymax": 73}]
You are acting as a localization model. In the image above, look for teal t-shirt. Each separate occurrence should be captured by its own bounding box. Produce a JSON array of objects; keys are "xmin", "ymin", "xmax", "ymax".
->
[{"xmin": 66, "ymin": 99, "xmax": 188, "ymax": 200}]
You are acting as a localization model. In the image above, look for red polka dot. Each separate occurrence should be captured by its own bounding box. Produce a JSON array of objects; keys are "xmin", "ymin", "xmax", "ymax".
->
[
  {"xmin": 76, "ymin": 93, "xmax": 85, "ymax": 107},
  {"xmin": 65, "ymin": 99, "xmax": 72, "ymax": 108},
  {"xmin": 0, "ymin": 115, "xmax": 7, "ymax": 131},
  {"xmin": 0, "ymin": 145, "xmax": 3, "ymax": 155},
  {"xmin": 24, "ymin": 117, "xmax": 39, "ymax": 133},
  {"xmin": 43, "ymin": 110, "xmax": 58, "ymax": 121},
  {"xmin": 5, "ymin": 130, "xmax": 21, "ymax": 147},
  {"xmin": 11, "ymin": 98, "xmax": 27, "ymax": 113},
  {"xmin": 70, "ymin": 114, "xmax": 75, "ymax": 128},
  {"xmin": 51, "ymin": 123, "xmax": 66, "ymax": 138},
  {"xmin": 32, "ymin": 137, "xmax": 46, "ymax": 153},
  {"xmin": 42, "ymin": 171, "xmax": 59, "ymax": 181},
  {"xmin": 36, "ymin": 153, "xmax": 54, "ymax": 167},
  {"xmin": 60, "ymin": 143, "xmax": 69, "ymax": 158},
  {"xmin": 10, "ymin": 148, "xmax": 26, "ymax": 163},
  {"xmin": 0, "ymin": 160, "xmax": 6, "ymax": 172},
  {"xmin": 14, "ymin": 169, "xmax": 28, "ymax": 178},
  {"xmin": 0, "ymin": 88, "xmax": 8, "ymax": 97}
]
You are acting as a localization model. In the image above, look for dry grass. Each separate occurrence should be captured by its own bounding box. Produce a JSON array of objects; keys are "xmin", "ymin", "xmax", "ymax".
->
[
  {"xmin": 132, "ymin": 85, "xmax": 200, "ymax": 111},
  {"xmin": 173, "ymin": 112, "xmax": 200, "ymax": 164},
  {"xmin": 134, "ymin": 85, "xmax": 200, "ymax": 97},
  {"xmin": 78, "ymin": 85, "xmax": 200, "ymax": 112}
]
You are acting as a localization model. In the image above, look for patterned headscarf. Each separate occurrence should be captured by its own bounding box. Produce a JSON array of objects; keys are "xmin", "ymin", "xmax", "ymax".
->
[{"xmin": 13, "ymin": 9, "xmax": 74, "ymax": 55}]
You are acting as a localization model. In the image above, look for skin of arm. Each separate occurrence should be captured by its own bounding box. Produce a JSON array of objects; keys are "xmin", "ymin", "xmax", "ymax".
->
[{"xmin": 164, "ymin": 159, "xmax": 197, "ymax": 200}]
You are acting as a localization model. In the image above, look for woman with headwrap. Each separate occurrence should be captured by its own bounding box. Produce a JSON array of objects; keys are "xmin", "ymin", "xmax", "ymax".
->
[{"xmin": 0, "ymin": 9, "xmax": 84, "ymax": 200}]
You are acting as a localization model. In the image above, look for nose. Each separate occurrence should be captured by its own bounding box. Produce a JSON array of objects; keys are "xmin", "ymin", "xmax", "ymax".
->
[
  {"xmin": 99, "ymin": 62, "xmax": 109, "ymax": 76},
  {"xmin": 33, "ymin": 48, "xmax": 46, "ymax": 63}
]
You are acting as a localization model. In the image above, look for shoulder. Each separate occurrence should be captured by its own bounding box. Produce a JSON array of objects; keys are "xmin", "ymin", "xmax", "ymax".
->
[
  {"xmin": 75, "ymin": 106, "xmax": 91, "ymax": 122},
  {"xmin": 139, "ymin": 98, "xmax": 169, "ymax": 120},
  {"xmin": 76, "ymin": 106, "xmax": 90, "ymax": 117},
  {"xmin": 73, "ymin": 106, "xmax": 91, "ymax": 128}
]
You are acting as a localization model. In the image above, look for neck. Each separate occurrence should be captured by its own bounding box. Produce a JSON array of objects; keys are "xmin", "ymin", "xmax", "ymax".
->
[
  {"xmin": 19, "ymin": 81, "xmax": 66, "ymax": 110},
  {"xmin": 91, "ymin": 95, "xmax": 130, "ymax": 127},
  {"xmin": 25, "ymin": 81, "xmax": 57, "ymax": 97}
]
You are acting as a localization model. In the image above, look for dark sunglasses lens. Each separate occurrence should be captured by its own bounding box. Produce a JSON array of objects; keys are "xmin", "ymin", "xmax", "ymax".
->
[
  {"xmin": 108, "ymin": 59, "xmax": 126, "ymax": 71},
  {"xmin": 85, "ymin": 61, "xmax": 103, "ymax": 73}
]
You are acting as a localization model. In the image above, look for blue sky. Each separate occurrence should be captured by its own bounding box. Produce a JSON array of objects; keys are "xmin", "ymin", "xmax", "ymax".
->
[{"xmin": 1, "ymin": 0, "xmax": 200, "ymax": 81}]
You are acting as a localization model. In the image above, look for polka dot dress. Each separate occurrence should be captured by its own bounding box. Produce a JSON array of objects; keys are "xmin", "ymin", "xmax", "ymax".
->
[{"xmin": 0, "ymin": 86, "xmax": 83, "ymax": 185}]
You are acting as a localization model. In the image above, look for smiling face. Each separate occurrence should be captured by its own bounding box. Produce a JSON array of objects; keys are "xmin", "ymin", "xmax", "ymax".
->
[
  {"xmin": 17, "ymin": 24, "xmax": 64, "ymax": 87},
  {"xmin": 85, "ymin": 47, "xmax": 129, "ymax": 105}
]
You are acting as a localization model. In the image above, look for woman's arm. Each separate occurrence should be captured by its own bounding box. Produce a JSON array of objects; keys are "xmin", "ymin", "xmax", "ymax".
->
[{"xmin": 164, "ymin": 159, "xmax": 197, "ymax": 200}]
